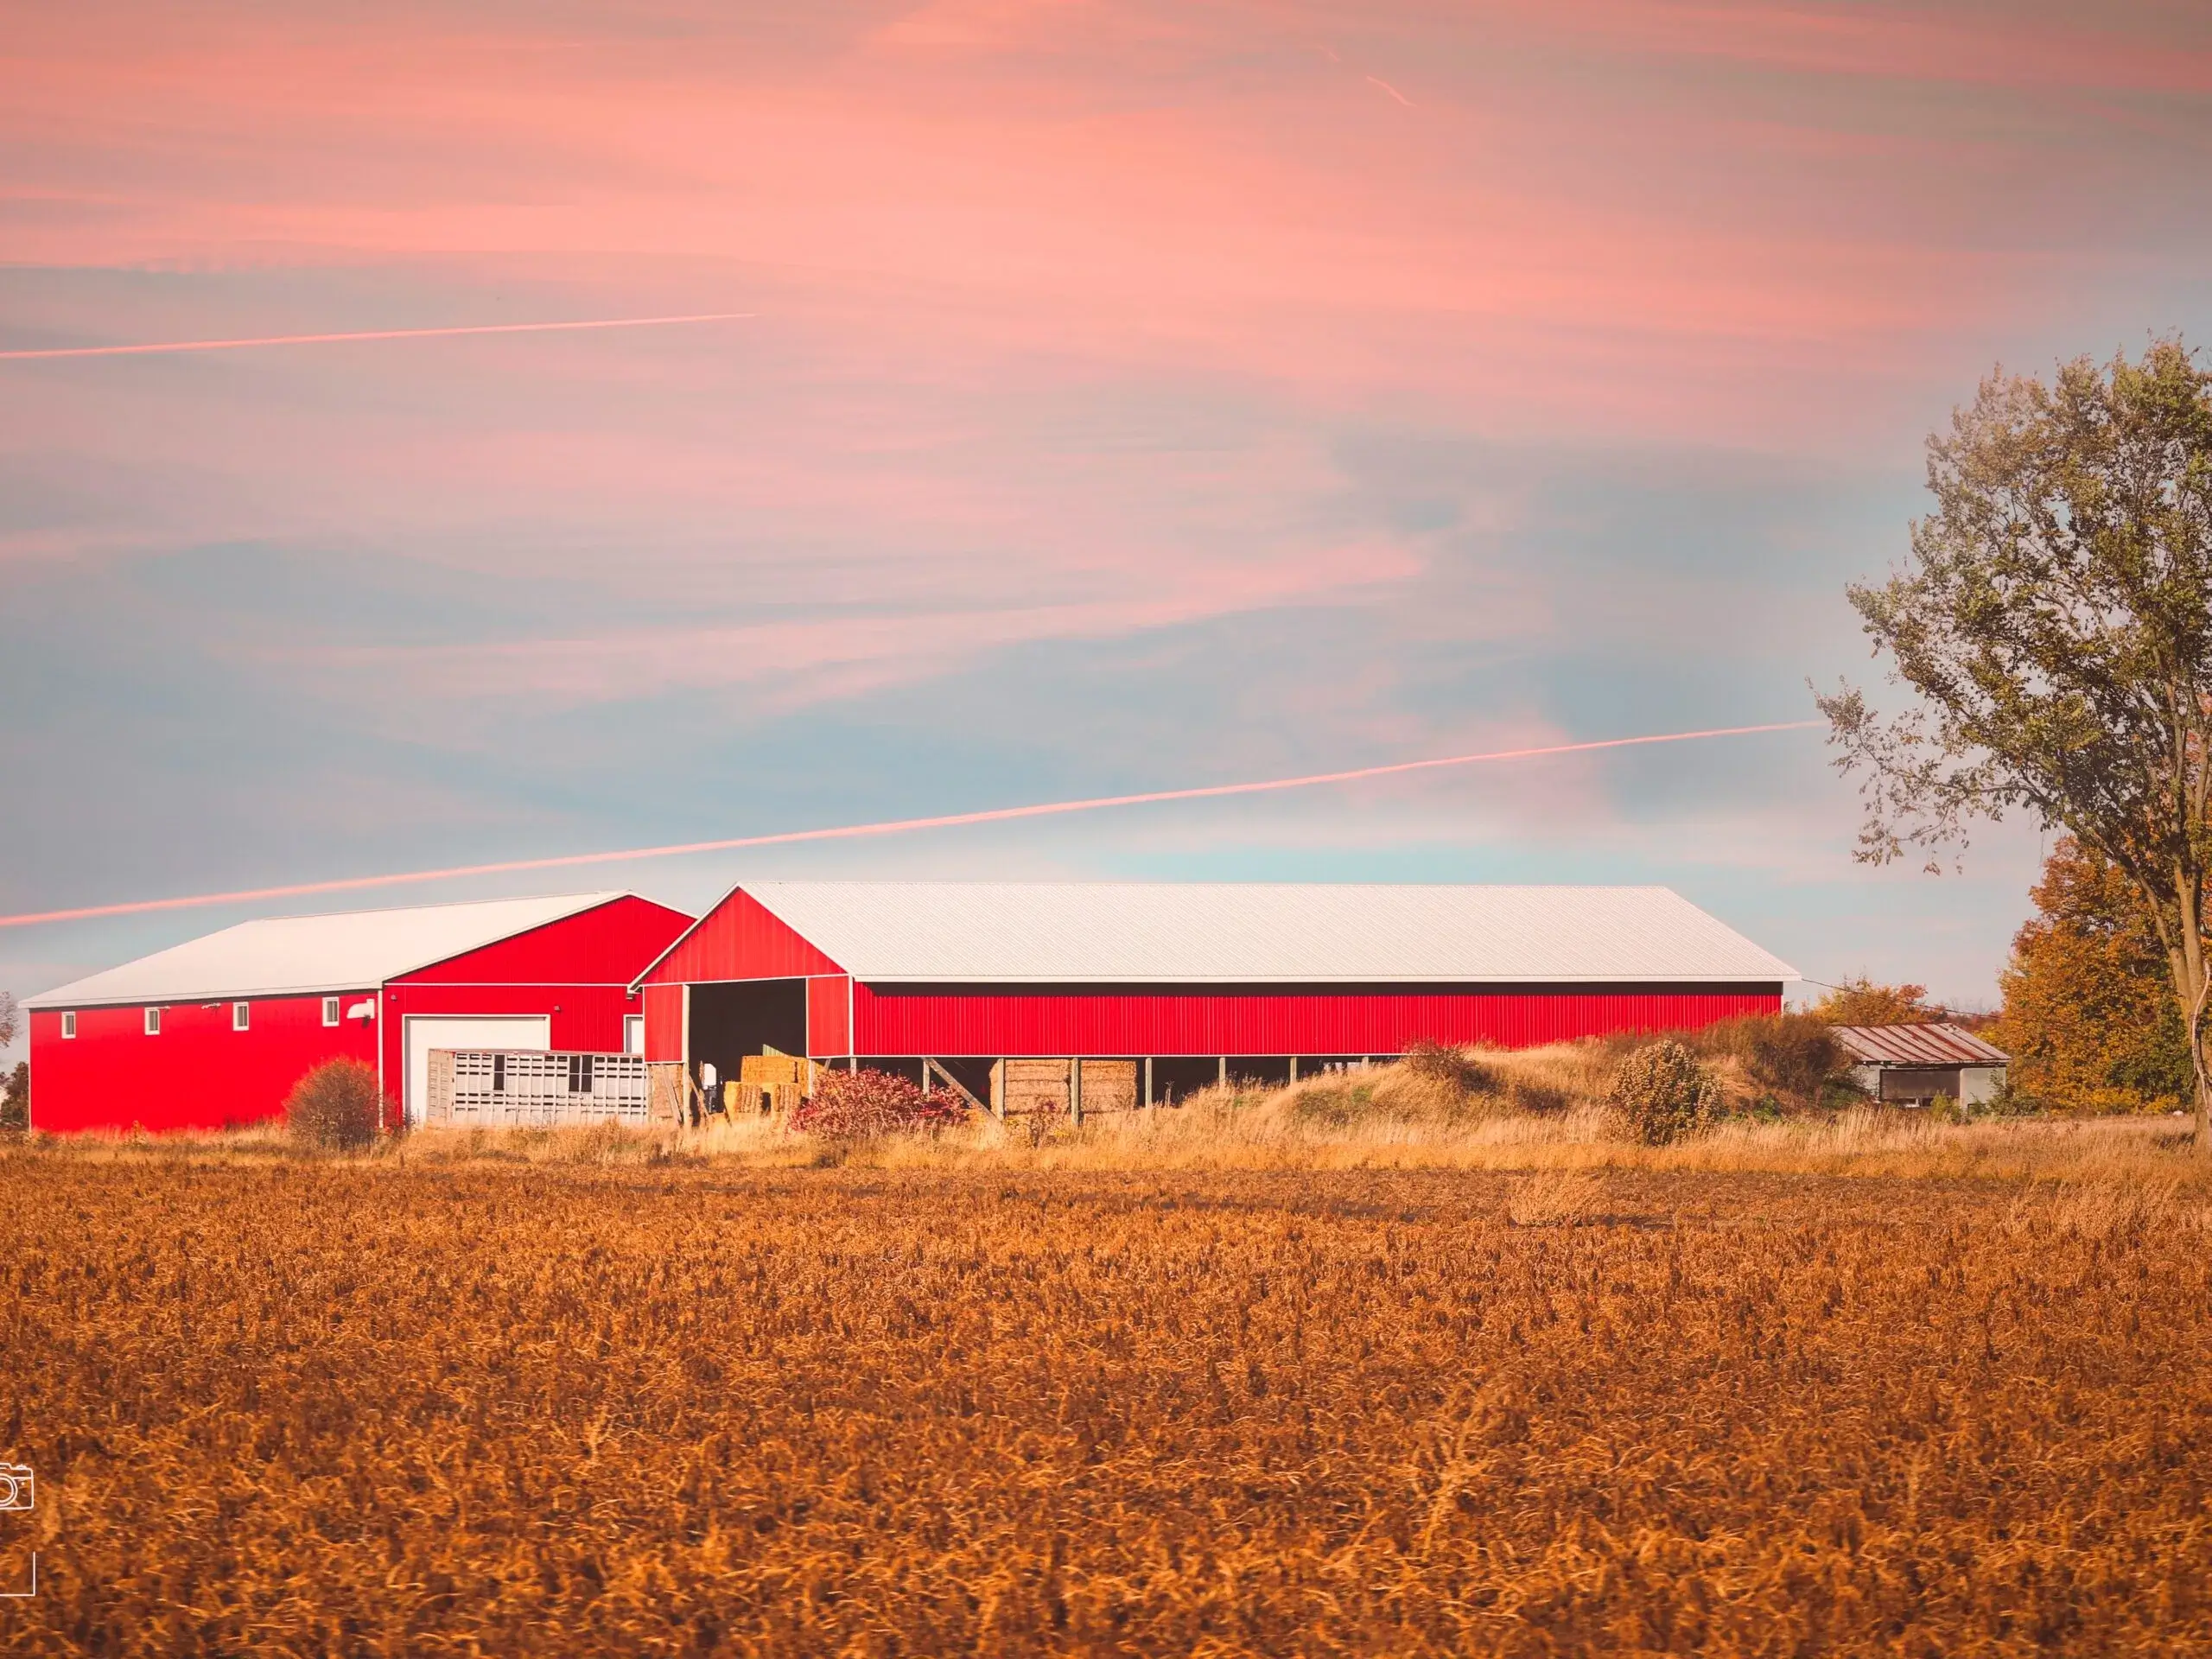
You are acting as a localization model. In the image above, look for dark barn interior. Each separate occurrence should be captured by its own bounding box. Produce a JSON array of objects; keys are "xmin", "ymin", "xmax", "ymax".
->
[{"xmin": 688, "ymin": 979, "xmax": 807, "ymax": 1092}]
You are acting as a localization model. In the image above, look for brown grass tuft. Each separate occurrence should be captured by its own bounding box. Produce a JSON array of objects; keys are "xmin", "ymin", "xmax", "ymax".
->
[{"xmin": 1503, "ymin": 1167, "xmax": 1605, "ymax": 1226}]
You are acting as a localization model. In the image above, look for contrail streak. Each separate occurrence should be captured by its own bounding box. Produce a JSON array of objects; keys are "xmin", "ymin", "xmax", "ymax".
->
[
  {"xmin": 0, "ymin": 312, "xmax": 756, "ymax": 362},
  {"xmin": 0, "ymin": 720, "xmax": 1820, "ymax": 931}
]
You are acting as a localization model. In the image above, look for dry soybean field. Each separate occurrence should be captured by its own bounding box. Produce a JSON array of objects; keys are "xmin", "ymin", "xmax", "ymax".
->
[{"xmin": 2, "ymin": 1152, "xmax": 2209, "ymax": 1656}]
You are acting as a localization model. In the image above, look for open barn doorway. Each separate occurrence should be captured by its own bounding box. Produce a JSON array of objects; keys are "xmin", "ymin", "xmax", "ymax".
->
[{"xmin": 688, "ymin": 979, "xmax": 808, "ymax": 1103}]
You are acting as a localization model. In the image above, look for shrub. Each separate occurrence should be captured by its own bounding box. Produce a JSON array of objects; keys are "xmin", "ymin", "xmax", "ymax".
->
[
  {"xmin": 1021, "ymin": 1100, "xmax": 1065, "ymax": 1148},
  {"xmin": 0, "ymin": 1060, "xmax": 26, "ymax": 1133},
  {"xmin": 1696, "ymin": 1013, "xmax": 1850, "ymax": 1107},
  {"xmin": 790, "ymin": 1067, "xmax": 969, "ymax": 1143},
  {"xmin": 284, "ymin": 1058, "xmax": 385, "ymax": 1151},
  {"xmin": 1401, "ymin": 1040, "xmax": 1500, "ymax": 1096},
  {"xmin": 1608, "ymin": 1041, "xmax": 1716, "ymax": 1145}
]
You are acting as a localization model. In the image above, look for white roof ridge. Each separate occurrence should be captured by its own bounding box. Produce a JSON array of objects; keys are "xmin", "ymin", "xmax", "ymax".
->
[
  {"xmin": 210, "ymin": 887, "xmax": 635, "ymax": 925},
  {"xmin": 745, "ymin": 879, "xmax": 1683, "ymax": 888},
  {"xmin": 27, "ymin": 889, "xmax": 646, "ymax": 1008},
  {"xmin": 681, "ymin": 880, "xmax": 1797, "ymax": 987}
]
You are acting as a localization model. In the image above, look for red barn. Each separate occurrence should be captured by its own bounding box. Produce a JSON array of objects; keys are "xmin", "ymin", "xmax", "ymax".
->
[
  {"xmin": 631, "ymin": 882, "xmax": 1796, "ymax": 1102},
  {"xmin": 25, "ymin": 891, "xmax": 692, "ymax": 1134}
]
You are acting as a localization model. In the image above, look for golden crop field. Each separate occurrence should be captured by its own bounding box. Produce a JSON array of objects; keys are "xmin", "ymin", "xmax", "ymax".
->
[{"xmin": 3, "ymin": 1144, "xmax": 2209, "ymax": 1656}]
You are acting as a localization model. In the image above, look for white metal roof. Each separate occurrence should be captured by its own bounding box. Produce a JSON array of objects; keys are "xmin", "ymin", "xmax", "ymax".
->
[
  {"xmin": 726, "ymin": 881, "xmax": 1796, "ymax": 985},
  {"xmin": 27, "ymin": 893, "xmax": 635, "ymax": 1008},
  {"xmin": 1833, "ymin": 1023, "xmax": 2010, "ymax": 1066}
]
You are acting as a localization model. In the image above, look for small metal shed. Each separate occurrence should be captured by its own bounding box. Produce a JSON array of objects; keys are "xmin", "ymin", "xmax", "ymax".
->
[{"xmin": 1832, "ymin": 1022, "xmax": 2010, "ymax": 1106}]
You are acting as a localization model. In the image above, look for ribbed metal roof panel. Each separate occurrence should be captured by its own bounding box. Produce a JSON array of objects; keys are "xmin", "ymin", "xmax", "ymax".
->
[
  {"xmin": 26, "ymin": 892, "xmax": 636, "ymax": 1007},
  {"xmin": 1831, "ymin": 1022, "xmax": 2010, "ymax": 1065},
  {"xmin": 739, "ymin": 882, "xmax": 1797, "ymax": 985}
]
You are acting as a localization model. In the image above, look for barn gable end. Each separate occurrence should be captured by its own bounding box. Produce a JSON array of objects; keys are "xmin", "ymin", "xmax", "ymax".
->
[
  {"xmin": 399, "ymin": 895, "xmax": 693, "ymax": 985},
  {"xmin": 634, "ymin": 887, "xmax": 848, "ymax": 988}
]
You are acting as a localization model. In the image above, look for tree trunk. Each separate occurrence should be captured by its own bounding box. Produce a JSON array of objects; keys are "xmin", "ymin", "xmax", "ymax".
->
[{"xmin": 2171, "ymin": 902, "xmax": 2211, "ymax": 1154}]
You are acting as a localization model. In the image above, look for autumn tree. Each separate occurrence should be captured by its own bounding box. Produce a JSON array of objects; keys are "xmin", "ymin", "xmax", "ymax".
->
[
  {"xmin": 1808, "ymin": 976, "xmax": 1944, "ymax": 1027},
  {"xmin": 1819, "ymin": 339, "xmax": 2212, "ymax": 1149},
  {"xmin": 1998, "ymin": 837, "xmax": 2194, "ymax": 1113}
]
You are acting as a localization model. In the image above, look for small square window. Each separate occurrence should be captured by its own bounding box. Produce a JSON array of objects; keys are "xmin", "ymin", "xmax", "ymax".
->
[
  {"xmin": 322, "ymin": 996, "xmax": 340, "ymax": 1027},
  {"xmin": 144, "ymin": 1007, "xmax": 162, "ymax": 1036},
  {"xmin": 232, "ymin": 1001, "xmax": 251, "ymax": 1032},
  {"xmin": 61, "ymin": 1012, "xmax": 77, "ymax": 1039}
]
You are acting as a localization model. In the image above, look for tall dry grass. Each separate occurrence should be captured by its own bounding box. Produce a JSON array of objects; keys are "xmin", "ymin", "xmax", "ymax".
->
[
  {"xmin": 21, "ymin": 1043, "xmax": 2206, "ymax": 1191},
  {"xmin": 2, "ymin": 1150, "xmax": 2209, "ymax": 1655}
]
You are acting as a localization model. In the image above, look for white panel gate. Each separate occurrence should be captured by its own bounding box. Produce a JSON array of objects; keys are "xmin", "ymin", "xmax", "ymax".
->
[
  {"xmin": 404, "ymin": 1014, "xmax": 551, "ymax": 1125},
  {"xmin": 423, "ymin": 1050, "xmax": 649, "ymax": 1128}
]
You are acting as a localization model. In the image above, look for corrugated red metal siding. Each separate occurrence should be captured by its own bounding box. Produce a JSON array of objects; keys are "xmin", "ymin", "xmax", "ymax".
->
[
  {"xmin": 28, "ymin": 995, "xmax": 377, "ymax": 1134},
  {"xmin": 643, "ymin": 983, "xmax": 684, "ymax": 1064},
  {"xmin": 807, "ymin": 976, "xmax": 852, "ymax": 1057},
  {"xmin": 400, "ymin": 895, "xmax": 692, "ymax": 984},
  {"xmin": 639, "ymin": 889, "xmax": 845, "ymax": 986},
  {"xmin": 852, "ymin": 983, "xmax": 1783, "ymax": 1056},
  {"xmin": 30, "ymin": 899, "xmax": 693, "ymax": 1135}
]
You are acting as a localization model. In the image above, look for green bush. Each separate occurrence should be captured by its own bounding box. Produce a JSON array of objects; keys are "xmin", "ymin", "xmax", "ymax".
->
[
  {"xmin": 1609, "ymin": 1041, "xmax": 1716, "ymax": 1145},
  {"xmin": 1973, "ymin": 1077, "xmax": 2046, "ymax": 1120},
  {"xmin": 0, "ymin": 1061, "xmax": 26, "ymax": 1133},
  {"xmin": 284, "ymin": 1058, "xmax": 385, "ymax": 1151}
]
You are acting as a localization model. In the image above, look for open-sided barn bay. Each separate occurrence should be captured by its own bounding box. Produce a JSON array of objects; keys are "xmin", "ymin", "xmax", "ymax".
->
[{"xmin": 2, "ymin": 1153, "xmax": 2209, "ymax": 1656}]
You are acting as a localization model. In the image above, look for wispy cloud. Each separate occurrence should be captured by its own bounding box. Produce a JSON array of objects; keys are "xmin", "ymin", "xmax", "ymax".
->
[
  {"xmin": 1505, "ymin": 0, "xmax": 2212, "ymax": 95},
  {"xmin": 253, "ymin": 537, "xmax": 1432, "ymax": 709},
  {"xmin": 0, "ymin": 312, "xmax": 754, "ymax": 360},
  {"xmin": 3, "ymin": 0, "xmax": 2208, "ymax": 1011}
]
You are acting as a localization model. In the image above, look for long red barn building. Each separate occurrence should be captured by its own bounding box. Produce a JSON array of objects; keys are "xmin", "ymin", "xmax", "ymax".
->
[
  {"xmin": 25, "ymin": 892, "xmax": 691, "ymax": 1133},
  {"xmin": 632, "ymin": 882, "xmax": 1796, "ymax": 1096}
]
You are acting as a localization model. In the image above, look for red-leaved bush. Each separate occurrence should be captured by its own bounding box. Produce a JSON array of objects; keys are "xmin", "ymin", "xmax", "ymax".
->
[{"xmin": 789, "ymin": 1067, "xmax": 970, "ymax": 1141}]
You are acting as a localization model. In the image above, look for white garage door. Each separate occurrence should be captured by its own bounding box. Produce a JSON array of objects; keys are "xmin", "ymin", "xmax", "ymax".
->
[{"xmin": 404, "ymin": 1015, "xmax": 551, "ymax": 1126}]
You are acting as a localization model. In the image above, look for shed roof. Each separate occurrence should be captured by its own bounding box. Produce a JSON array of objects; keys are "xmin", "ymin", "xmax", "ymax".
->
[
  {"xmin": 1831, "ymin": 1022, "xmax": 2010, "ymax": 1066},
  {"xmin": 712, "ymin": 881, "xmax": 1796, "ymax": 985},
  {"xmin": 28, "ymin": 893, "xmax": 635, "ymax": 1008}
]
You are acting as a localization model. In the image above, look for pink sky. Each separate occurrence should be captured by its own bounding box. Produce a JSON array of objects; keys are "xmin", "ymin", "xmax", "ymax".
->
[
  {"xmin": 13, "ymin": 3, "xmax": 2196, "ymax": 431},
  {"xmin": 2, "ymin": 0, "xmax": 2209, "ymax": 1014}
]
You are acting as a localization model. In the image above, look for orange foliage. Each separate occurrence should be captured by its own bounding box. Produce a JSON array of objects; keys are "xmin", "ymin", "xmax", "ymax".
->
[
  {"xmin": 1808, "ymin": 975, "xmax": 1944, "ymax": 1027},
  {"xmin": 1997, "ymin": 838, "xmax": 2193, "ymax": 1115}
]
